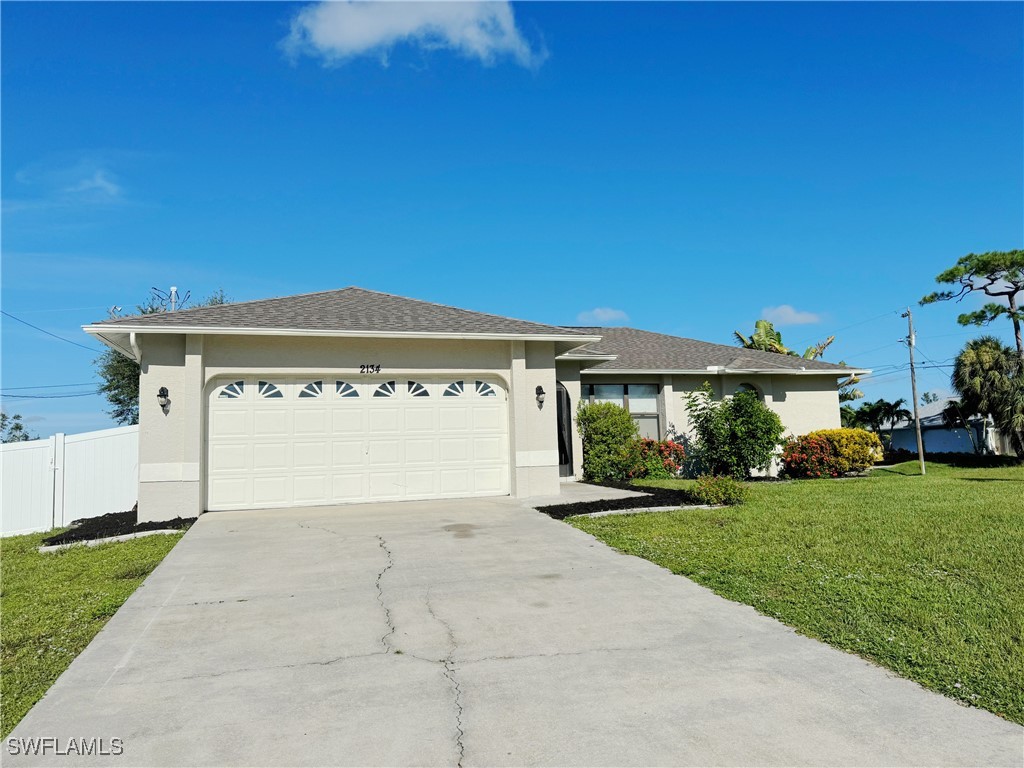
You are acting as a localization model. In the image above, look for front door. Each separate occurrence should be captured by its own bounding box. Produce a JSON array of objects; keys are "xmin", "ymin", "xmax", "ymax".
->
[{"xmin": 556, "ymin": 383, "xmax": 573, "ymax": 478}]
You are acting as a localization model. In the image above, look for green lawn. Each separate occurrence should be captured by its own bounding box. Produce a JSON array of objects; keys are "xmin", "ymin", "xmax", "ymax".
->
[
  {"xmin": 568, "ymin": 461, "xmax": 1024, "ymax": 724},
  {"xmin": 1, "ymin": 531, "xmax": 184, "ymax": 737}
]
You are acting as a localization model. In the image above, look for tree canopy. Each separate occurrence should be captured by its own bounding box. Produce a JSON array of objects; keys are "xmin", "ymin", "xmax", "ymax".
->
[
  {"xmin": 96, "ymin": 289, "xmax": 229, "ymax": 425},
  {"xmin": 921, "ymin": 249, "xmax": 1024, "ymax": 357}
]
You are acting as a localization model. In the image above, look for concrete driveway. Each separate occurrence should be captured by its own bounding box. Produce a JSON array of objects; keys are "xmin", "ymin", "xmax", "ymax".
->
[{"xmin": 8, "ymin": 491, "xmax": 1022, "ymax": 767}]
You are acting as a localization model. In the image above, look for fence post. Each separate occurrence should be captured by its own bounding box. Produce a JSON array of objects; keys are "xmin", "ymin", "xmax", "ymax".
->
[{"xmin": 50, "ymin": 433, "xmax": 66, "ymax": 528}]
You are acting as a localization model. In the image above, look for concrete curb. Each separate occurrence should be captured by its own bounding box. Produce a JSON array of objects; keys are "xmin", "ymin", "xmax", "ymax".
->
[
  {"xmin": 570, "ymin": 504, "xmax": 717, "ymax": 519},
  {"xmin": 38, "ymin": 529, "xmax": 183, "ymax": 554}
]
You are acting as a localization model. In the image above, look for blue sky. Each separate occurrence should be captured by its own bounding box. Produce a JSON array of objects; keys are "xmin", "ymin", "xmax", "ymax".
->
[{"xmin": 2, "ymin": 1, "xmax": 1022, "ymax": 435}]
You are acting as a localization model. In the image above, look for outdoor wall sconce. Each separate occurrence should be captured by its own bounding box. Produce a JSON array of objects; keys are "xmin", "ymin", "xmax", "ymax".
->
[
  {"xmin": 535, "ymin": 385, "xmax": 546, "ymax": 406},
  {"xmin": 157, "ymin": 386, "xmax": 170, "ymax": 412}
]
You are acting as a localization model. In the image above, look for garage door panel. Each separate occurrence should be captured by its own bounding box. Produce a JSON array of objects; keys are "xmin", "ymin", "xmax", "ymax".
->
[
  {"xmin": 369, "ymin": 472, "xmax": 402, "ymax": 498},
  {"xmin": 404, "ymin": 438, "xmax": 435, "ymax": 464},
  {"xmin": 405, "ymin": 470, "xmax": 435, "ymax": 496},
  {"xmin": 293, "ymin": 441, "xmax": 329, "ymax": 469},
  {"xmin": 209, "ymin": 477, "xmax": 249, "ymax": 507},
  {"xmin": 472, "ymin": 407, "xmax": 504, "ymax": 431},
  {"xmin": 332, "ymin": 441, "xmax": 364, "ymax": 468},
  {"xmin": 332, "ymin": 474, "xmax": 365, "ymax": 499},
  {"xmin": 368, "ymin": 439, "xmax": 401, "ymax": 466},
  {"xmin": 474, "ymin": 467, "xmax": 504, "ymax": 493},
  {"xmin": 369, "ymin": 408, "xmax": 400, "ymax": 433},
  {"xmin": 210, "ymin": 410, "xmax": 248, "ymax": 438},
  {"xmin": 208, "ymin": 375, "xmax": 509, "ymax": 511},
  {"xmin": 293, "ymin": 474, "xmax": 329, "ymax": 503},
  {"xmin": 403, "ymin": 408, "xmax": 435, "ymax": 432},
  {"xmin": 332, "ymin": 409, "xmax": 363, "ymax": 434},
  {"xmin": 294, "ymin": 410, "xmax": 329, "ymax": 435},
  {"xmin": 438, "ymin": 409, "xmax": 469, "ymax": 432},
  {"xmin": 439, "ymin": 438, "xmax": 469, "ymax": 463},
  {"xmin": 439, "ymin": 469, "xmax": 470, "ymax": 494},
  {"xmin": 253, "ymin": 475, "xmax": 290, "ymax": 505},
  {"xmin": 210, "ymin": 443, "xmax": 248, "ymax": 472},
  {"xmin": 473, "ymin": 437, "xmax": 504, "ymax": 462},
  {"xmin": 253, "ymin": 443, "xmax": 288, "ymax": 470},
  {"xmin": 253, "ymin": 410, "xmax": 288, "ymax": 437}
]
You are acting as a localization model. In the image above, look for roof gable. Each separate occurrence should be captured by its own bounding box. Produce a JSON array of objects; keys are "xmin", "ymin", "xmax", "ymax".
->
[{"xmin": 92, "ymin": 287, "xmax": 590, "ymax": 339}]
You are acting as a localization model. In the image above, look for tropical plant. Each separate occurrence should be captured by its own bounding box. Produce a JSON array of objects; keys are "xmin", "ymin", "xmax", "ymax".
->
[
  {"xmin": 733, "ymin": 319, "xmax": 835, "ymax": 360},
  {"xmin": 950, "ymin": 336, "xmax": 1023, "ymax": 456},
  {"xmin": 634, "ymin": 439, "xmax": 686, "ymax": 479},
  {"xmin": 689, "ymin": 475, "xmax": 747, "ymax": 506},
  {"xmin": 940, "ymin": 398, "xmax": 980, "ymax": 454},
  {"xmin": 684, "ymin": 383, "xmax": 785, "ymax": 479},
  {"xmin": 0, "ymin": 412, "xmax": 35, "ymax": 443},
  {"xmin": 846, "ymin": 398, "xmax": 911, "ymax": 445},
  {"xmin": 576, "ymin": 401, "xmax": 641, "ymax": 482},
  {"xmin": 782, "ymin": 429, "xmax": 882, "ymax": 478},
  {"xmin": 96, "ymin": 289, "xmax": 229, "ymax": 425},
  {"xmin": 920, "ymin": 249, "xmax": 1024, "ymax": 358}
]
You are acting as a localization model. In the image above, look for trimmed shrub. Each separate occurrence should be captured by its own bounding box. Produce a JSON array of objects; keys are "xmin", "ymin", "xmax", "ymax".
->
[
  {"xmin": 685, "ymin": 383, "xmax": 785, "ymax": 479},
  {"xmin": 783, "ymin": 428, "xmax": 882, "ymax": 478},
  {"xmin": 576, "ymin": 401, "xmax": 641, "ymax": 482},
  {"xmin": 690, "ymin": 475, "xmax": 747, "ymax": 506},
  {"xmin": 635, "ymin": 438, "xmax": 686, "ymax": 479}
]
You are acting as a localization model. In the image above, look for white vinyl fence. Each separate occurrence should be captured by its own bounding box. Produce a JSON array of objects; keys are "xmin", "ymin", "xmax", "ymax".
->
[{"xmin": 0, "ymin": 425, "xmax": 139, "ymax": 537}]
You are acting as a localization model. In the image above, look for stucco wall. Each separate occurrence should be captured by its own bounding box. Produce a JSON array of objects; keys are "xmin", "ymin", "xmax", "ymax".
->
[{"xmin": 136, "ymin": 333, "xmax": 561, "ymax": 521}]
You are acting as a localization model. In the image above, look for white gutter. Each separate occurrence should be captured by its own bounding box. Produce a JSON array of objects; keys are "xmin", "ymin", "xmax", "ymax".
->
[
  {"xmin": 83, "ymin": 325, "xmax": 601, "ymax": 344},
  {"xmin": 129, "ymin": 332, "xmax": 141, "ymax": 363},
  {"xmin": 581, "ymin": 368, "xmax": 871, "ymax": 376},
  {"xmin": 555, "ymin": 353, "xmax": 618, "ymax": 362}
]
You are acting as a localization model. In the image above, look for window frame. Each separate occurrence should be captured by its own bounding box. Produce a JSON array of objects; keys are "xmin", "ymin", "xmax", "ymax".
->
[{"xmin": 579, "ymin": 382, "xmax": 662, "ymax": 438}]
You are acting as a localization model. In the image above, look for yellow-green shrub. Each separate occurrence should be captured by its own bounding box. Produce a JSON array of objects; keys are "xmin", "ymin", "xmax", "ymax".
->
[{"xmin": 804, "ymin": 428, "xmax": 883, "ymax": 474}]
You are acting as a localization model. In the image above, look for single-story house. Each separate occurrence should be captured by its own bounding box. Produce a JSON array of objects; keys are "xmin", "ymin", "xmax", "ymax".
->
[
  {"xmin": 888, "ymin": 400, "xmax": 1014, "ymax": 455},
  {"xmin": 85, "ymin": 287, "xmax": 864, "ymax": 522}
]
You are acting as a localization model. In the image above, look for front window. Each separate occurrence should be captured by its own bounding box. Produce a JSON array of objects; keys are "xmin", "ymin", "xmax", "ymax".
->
[{"xmin": 581, "ymin": 383, "xmax": 661, "ymax": 439}]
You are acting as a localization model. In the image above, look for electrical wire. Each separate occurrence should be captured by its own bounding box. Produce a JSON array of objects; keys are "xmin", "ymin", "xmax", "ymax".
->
[
  {"xmin": 1, "ymin": 310, "xmax": 102, "ymax": 353},
  {"xmin": 0, "ymin": 382, "xmax": 99, "ymax": 391},
  {"xmin": 1, "ymin": 390, "xmax": 101, "ymax": 399}
]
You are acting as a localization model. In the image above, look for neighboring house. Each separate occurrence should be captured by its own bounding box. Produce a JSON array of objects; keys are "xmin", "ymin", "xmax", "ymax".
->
[
  {"xmin": 85, "ymin": 288, "xmax": 864, "ymax": 521},
  {"xmin": 888, "ymin": 400, "xmax": 1012, "ymax": 455}
]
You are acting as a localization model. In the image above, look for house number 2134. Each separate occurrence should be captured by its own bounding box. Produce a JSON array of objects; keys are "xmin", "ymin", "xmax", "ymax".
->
[{"xmin": 360, "ymin": 364, "xmax": 382, "ymax": 374}]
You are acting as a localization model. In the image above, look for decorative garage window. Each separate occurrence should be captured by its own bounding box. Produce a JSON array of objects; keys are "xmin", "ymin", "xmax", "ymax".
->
[
  {"xmin": 218, "ymin": 380, "xmax": 245, "ymax": 399},
  {"xmin": 373, "ymin": 380, "xmax": 397, "ymax": 398},
  {"xmin": 475, "ymin": 381, "xmax": 496, "ymax": 397},
  {"xmin": 407, "ymin": 381, "xmax": 429, "ymax": 398},
  {"xmin": 258, "ymin": 381, "xmax": 283, "ymax": 399},
  {"xmin": 299, "ymin": 380, "xmax": 324, "ymax": 399},
  {"xmin": 336, "ymin": 381, "xmax": 359, "ymax": 398},
  {"xmin": 443, "ymin": 380, "xmax": 465, "ymax": 397}
]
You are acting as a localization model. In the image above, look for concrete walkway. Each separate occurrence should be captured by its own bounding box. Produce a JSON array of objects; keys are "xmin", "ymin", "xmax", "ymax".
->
[{"xmin": 8, "ymin": 494, "xmax": 1022, "ymax": 766}]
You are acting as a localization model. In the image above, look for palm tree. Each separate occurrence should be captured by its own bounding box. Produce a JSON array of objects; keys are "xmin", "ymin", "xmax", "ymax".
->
[
  {"xmin": 941, "ymin": 398, "xmax": 980, "ymax": 454},
  {"xmin": 733, "ymin": 320, "xmax": 836, "ymax": 360},
  {"xmin": 879, "ymin": 398, "xmax": 912, "ymax": 443},
  {"xmin": 951, "ymin": 336, "xmax": 1023, "ymax": 456}
]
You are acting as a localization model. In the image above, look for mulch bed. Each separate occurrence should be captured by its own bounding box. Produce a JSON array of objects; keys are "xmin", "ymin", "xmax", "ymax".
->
[
  {"xmin": 536, "ymin": 482, "xmax": 697, "ymax": 520},
  {"xmin": 42, "ymin": 504, "xmax": 196, "ymax": 546}
]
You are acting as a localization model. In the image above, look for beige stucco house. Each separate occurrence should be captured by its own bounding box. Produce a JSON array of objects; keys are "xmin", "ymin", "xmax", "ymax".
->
[{"xmin": 85, "ymin": 288, "xmax": 864, "ymax": 522}]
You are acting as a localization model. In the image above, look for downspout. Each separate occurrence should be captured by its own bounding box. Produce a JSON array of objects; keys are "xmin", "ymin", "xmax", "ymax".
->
[{"xmin": 129, "ymin": 332, "xmax": 142, "ymax": 363}]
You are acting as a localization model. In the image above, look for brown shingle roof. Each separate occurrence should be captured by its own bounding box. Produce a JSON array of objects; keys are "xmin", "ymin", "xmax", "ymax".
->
[
  {"xmin": 95, "ymin": 287, "xmax": 590, "ymax": 338},
  {"xmin": 568, "ymin": 327, "xmax": 856, "ymax": 373}
]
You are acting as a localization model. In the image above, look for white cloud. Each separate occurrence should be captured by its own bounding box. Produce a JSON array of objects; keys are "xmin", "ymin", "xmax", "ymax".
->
[
  {"xmin": 63, "ymin": 170, "xmax": 122, "ymax": 201},
  {"xmin": 577, "ymin": 307, "xmax": 629, "ymax": 325},
  {"xmin": 282, "ymin": 1, "xmax": 546, "ymax": 69},
  {"xmin": 761, "ymin": 305, "xmax": 820, "ymax": 326}
]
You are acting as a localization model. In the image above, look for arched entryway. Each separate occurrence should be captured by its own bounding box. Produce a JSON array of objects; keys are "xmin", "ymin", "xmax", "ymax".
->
[{"xmin": 556, "ymin": 382, "xmax": 574, "ymax": 478}]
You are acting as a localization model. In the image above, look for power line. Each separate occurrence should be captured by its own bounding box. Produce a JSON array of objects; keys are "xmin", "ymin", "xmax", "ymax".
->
[
  {"xmin": 0, "ymin": 382, "xmax": 99, "ymax": 391},
  {"xmin": 1, "ymin": 390, "xmax": 101, "ymax": 399},
  {"xmin": 1, "ymin": 310, "xmax": 102, "ymax": 353}
]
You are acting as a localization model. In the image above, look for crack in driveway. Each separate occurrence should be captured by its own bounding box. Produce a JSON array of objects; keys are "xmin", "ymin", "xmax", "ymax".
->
[
  {"xmin": 427, "ymin": 591, "xmax": 466, "ymax": 768},
  {"xmin": 375, "ymin": 536, "xmax": 396, "ymax": 651}
]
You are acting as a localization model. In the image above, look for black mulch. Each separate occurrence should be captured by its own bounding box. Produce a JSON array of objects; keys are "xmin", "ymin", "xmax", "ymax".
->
[
  {"xmin": 42, "ymin": 504, "xmax": 196, "ymax": 546},
  {"xmin": 536, "ymin": 482, "xmax": 697, "ymax": 520}
]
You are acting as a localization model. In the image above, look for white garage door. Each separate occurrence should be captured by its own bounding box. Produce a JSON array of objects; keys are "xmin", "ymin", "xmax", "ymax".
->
[{"xmin": 206, "ymin": 376, "xmax": 510, "ymax": 511}]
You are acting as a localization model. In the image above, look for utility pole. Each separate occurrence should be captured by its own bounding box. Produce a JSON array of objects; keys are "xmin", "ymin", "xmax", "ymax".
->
[{"xmin": 902, "ymin": 308, "xmax": 926, "ymax": 476}]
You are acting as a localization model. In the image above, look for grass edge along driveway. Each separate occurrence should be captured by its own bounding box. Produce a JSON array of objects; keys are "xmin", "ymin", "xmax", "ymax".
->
[
  {"xmin": 569, "ymin": 461, "xmax": 1024, "ymax": 725},
  {"xmin": 1, "ymin": 531, "xmax": 185, "ymax": 737}
]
